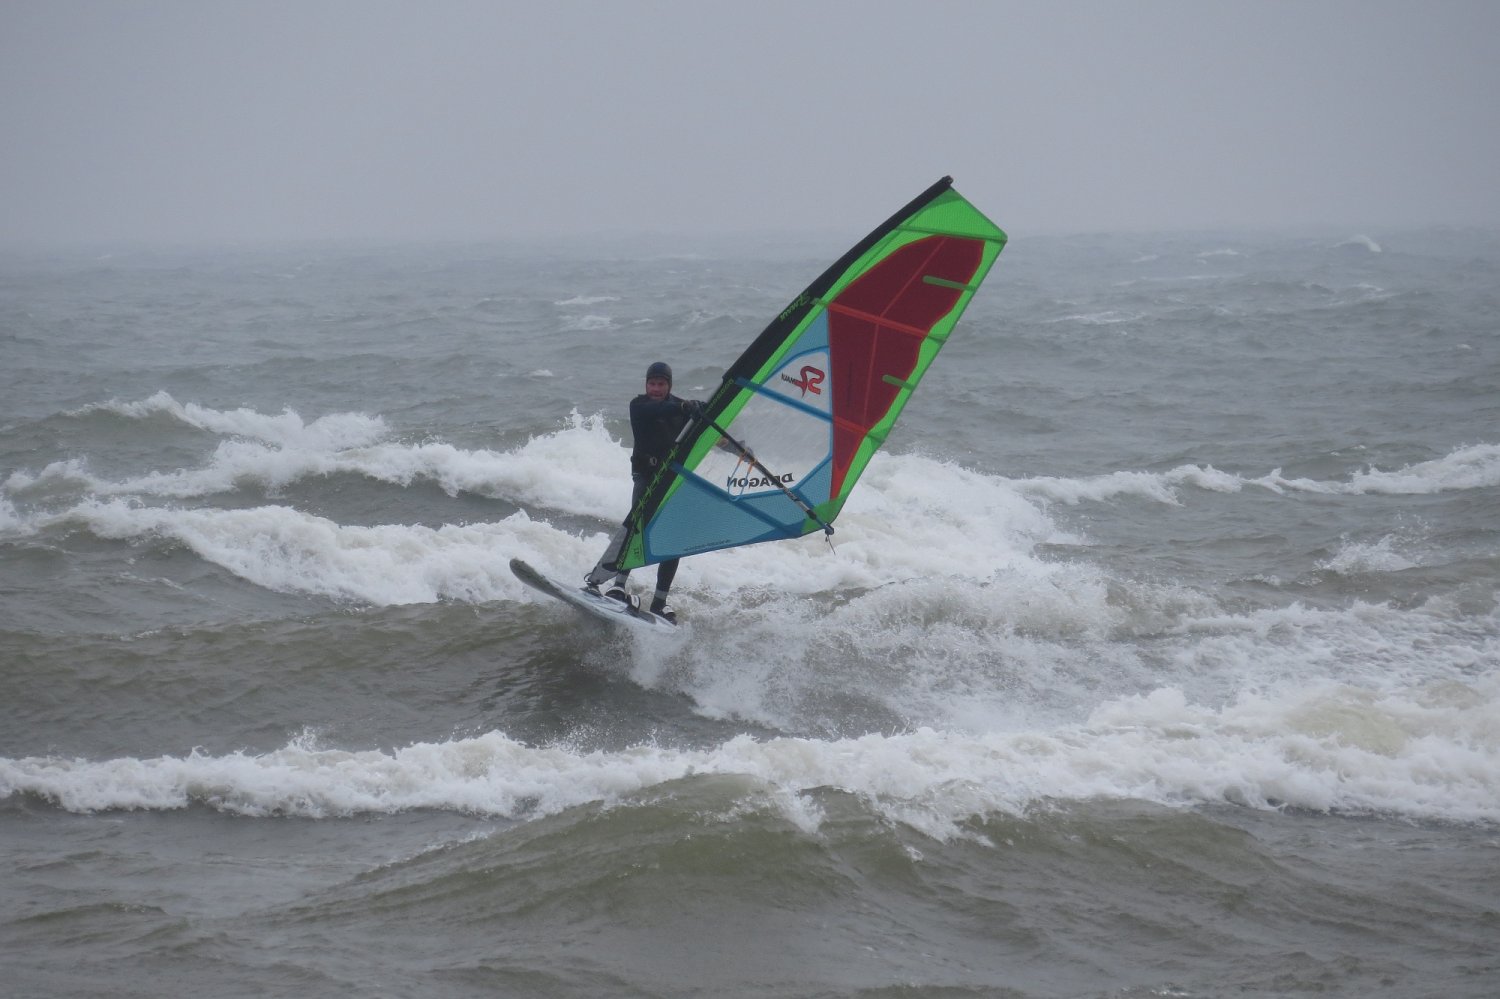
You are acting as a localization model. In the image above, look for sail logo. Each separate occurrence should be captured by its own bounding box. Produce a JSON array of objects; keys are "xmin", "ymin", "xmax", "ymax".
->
[
  {"xmin": 777, "ymin": 292, "xmax": 812, "ymax": 322},
  {"xmin": 781, "ymin": 365, "xmax": 825, "ymax": 398},
  {"xmin": 727, "ymin": 472, "xmax": 794, "ymax": 489}
]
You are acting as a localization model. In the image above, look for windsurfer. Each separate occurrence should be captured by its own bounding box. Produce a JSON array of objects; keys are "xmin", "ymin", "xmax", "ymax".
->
[{"xmin": 584, "ymin": 361, "xmax": 704, "ymax": 623}]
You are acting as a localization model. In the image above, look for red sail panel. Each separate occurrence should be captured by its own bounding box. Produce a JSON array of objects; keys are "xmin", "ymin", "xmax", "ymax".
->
[{"xmin": 827, "ymin": 235, "xmax": 984, "ymax": 493}]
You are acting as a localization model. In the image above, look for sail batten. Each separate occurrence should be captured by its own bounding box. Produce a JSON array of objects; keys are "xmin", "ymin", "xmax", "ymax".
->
[
  {"xmin": 607, "ymin": 177, "xmax": 1006, "ymax": 572},
  {"xmin": 922, "ymin": 275, "xmax": 980, "ymax": 292},
  {"xmin": 824, "ymin": 302, "xmax": 942, "ymax": 341}
]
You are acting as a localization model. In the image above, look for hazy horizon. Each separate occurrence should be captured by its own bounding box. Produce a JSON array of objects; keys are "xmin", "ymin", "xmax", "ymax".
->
[{"xmin": 4, "ymin": 1, "xmax": 1498, "ymax": 247}]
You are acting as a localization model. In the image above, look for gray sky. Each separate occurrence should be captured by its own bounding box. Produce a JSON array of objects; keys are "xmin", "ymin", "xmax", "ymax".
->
[{"xmin": 3, "ymin": 0, "xmax": 1498, "ymax": 244}]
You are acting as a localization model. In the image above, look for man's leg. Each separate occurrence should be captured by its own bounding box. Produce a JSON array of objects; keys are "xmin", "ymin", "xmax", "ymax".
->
[{"xmin": 650, "ymin": 558, "xmax": 679, "ymax": 618}]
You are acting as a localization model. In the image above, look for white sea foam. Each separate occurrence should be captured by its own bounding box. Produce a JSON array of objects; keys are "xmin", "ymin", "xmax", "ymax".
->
[
  {"xmin": 7, "ymin": 400, "xmax": 1072, "ymax": 612},
  {"xmin": 1334, "ymin": 234, "xmax": 1383, "ymax": 253},
  {"xmin": 6, "ymin": 401, "xmax": 633, "ymax": 518},
  {"xmin": 1013, "ymin": 444, "xmax": 1500, "ymax": 506},
  {"xmin": 8, "ymin": 402, "xmax": 1497, "ymax": 670},
  {"xmin": 21, "ymin": 397, "xmax": 1498, "ymax": 519},
  {"xmin": 1272, "ymin": 443, "xmax": 1500, "ymax": 495},
  {"xmin": 52, "ymin": 500, "xmax": 581, "ymax": 605},
  {"xmin": 666, "ymin": 563, "xmax": 1498, "ymax": 751},
  {"xmin": 0, "ymin": 495, "xmax": 20, "ymax": 532},
  {"xmin": 1014, "ymin": 463, "xmax": 1245, "ymax": 506},
  {"xmin": 78, "ymin": 390, "xmax": 389, "ymax": 450},
  {"xmin": 14, "ymin": 421, "xmax": 702, "ymax": 607},
  {"xmin": 5, "ymin": 666, "xmax": 1495, "ymax": 828},
  {"xmin": 7, "ymin": 401, "xmax": 1497, "ymax": 743},
  {"xmin": 1048, "ymin": 310, "xmax": 1142, "ymax": 326},
  {"xmin": 1321, "ymin": 536, "xmax": 1419, "ymax": 575},
  {"xmin": 562, "ymin": 314, "xmax": 615, "ymax": 331}
]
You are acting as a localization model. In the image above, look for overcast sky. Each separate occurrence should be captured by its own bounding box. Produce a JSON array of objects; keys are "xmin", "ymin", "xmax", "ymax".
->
[{"xmin": 3, "ymin": 0, "xmax": 1498, "ymax": 245}]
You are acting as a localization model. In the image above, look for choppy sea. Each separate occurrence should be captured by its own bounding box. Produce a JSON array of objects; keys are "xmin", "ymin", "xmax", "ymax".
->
[{"xmin": 2, "ymin": 224, "xmax": 1497, "ymax": 998}]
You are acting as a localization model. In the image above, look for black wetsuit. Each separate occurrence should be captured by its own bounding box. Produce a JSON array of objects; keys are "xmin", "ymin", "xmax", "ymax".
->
[
  {"xmin": 625, "ymin": 392, "xmax": 695, "ymax": 598},
  {"xmin": 629, "ymin": 392, "xmax": 693, "ymax": 478}
]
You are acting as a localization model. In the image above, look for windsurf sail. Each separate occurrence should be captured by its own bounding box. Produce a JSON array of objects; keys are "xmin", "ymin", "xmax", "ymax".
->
[{"xmin": 607, "ymin": 176, "xmax": 1006, "ymax": 572}]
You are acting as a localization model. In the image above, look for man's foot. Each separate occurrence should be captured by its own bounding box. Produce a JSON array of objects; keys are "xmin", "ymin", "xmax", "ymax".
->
[
  {"xmin": 649, "ymin": 598, "xmax": 676, "ymax": 625},
  {"xmin": 605, "ymin": 587, "xmax": 630, "ymax": 604}
]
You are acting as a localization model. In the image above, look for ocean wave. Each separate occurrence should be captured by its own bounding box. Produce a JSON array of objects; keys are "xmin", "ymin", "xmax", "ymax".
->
[
  {"xmin": 560, "ymin": 314, "xmax": 614, "ymax": 331},
  {"xmin": 7, "ymin": 400, "xmax": 1494, "ymax": 673},
  {"xmin": 1320, "ymin": 535, "xmax": 1420, "ymax": 575},
  {"xmin": 1271, "ymin": 443, "xmax": 1500, "ymax": 495},
  {"xmin": 6, "ymin": 669, "xmax": 1495, "ymax": 827},
  {"xmin": 4, "ymin": 406, "xmax": 1074, "ymax": 611},
  {"xmin": 1014, "ymin": 443, "xmax": 1500, "ymax": 505},
  {"xmin": 47, "ymin": 500, "xmax": 565, "ymax": 605},
  {"xmin": 70, "ymin": 390, "xmax": 389, "ymax": 450},
  {"xmin": 1046, "ymin": 310, "xmax": 1144, "ymax": 326},
  {"xmin": 553, "ymin": 295, "xmax": 620, "ymax": 307},
  {"xmin": 25, "ymin": 396, "xmax": 1498, "ymax": 519},
  {"xmin": 0, "ymin": 495, "xmax": 20, "ymax": 532},
  {"xmin": 21, "ymin": 450, "xmax": 1069, "ymax": 615},
  {"xmin": 1333, "ymin": 234, "xmax": 1383, "ymax": 253},
  {"xmin": 5, "ymin": 400, "xmax": 632, "ymax": 517},
  {"xmin": 1013, "ymin": 464, "xmax": 1246, "ymax": 506}
]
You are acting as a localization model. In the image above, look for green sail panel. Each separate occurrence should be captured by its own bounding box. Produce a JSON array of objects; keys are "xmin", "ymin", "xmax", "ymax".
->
[{"xmin": 613, "ymin": 176, "xmax": 1006, "ymax": 571}]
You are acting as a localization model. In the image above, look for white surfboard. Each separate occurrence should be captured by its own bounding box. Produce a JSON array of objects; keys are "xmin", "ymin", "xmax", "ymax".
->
[{"xmin": 509, "ymin": 558, "xmax": 675, "ymax": 631}]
